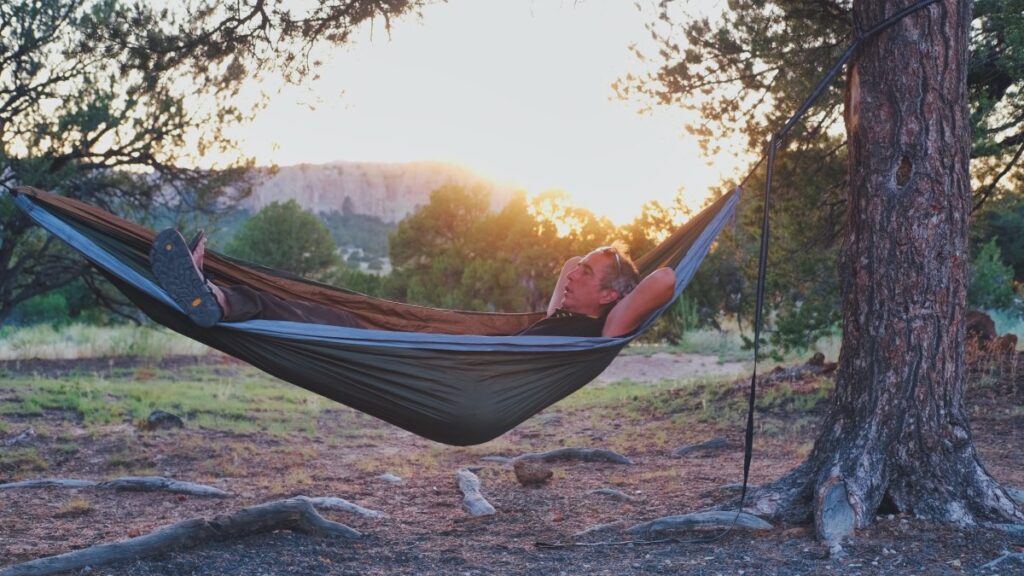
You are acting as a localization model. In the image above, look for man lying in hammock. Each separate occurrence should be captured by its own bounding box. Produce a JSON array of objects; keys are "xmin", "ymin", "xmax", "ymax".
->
[{"xmin": 150, "ymin": 229, "xmax": 676, "ymax": 338}]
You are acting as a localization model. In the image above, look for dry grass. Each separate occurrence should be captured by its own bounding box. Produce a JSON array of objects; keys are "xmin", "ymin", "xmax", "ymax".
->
[{"xmin": 0, "ymin": 324, "xmax": 212, "ymax": 361}]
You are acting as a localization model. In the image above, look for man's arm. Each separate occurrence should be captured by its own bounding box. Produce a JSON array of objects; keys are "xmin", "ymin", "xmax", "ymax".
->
[
  {"xmin": 546, "ymin": 256, "xmax": 582, "ymax": 317},
  {"xmin": 602, "ymin": 267, "xmax": 676, "ymax": 337}
]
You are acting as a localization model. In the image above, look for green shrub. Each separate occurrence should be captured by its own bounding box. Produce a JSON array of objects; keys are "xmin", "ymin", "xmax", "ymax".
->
[
  {"xmin": 970, "ymin": 239, "xmax": 1015, "ymax": 310},
  {"xmin": 226, "ymin": 200, "xmax": 340, "ymax": 280},
  {"xmin": 641, "ymin": 295, "xmax": 701, "ymax": 344},
  {"xmin": 8, "ymin": 292, "xmax": 69, "ymax": 326}
]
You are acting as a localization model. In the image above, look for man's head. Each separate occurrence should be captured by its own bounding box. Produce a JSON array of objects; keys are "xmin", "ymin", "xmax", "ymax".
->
[{"xmin": 561, "ymin": 242, "xmax": 640, "ymax": 317}]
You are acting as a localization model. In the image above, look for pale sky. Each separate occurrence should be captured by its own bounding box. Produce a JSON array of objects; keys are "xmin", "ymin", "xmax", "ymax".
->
[{"xmin": 224, "ymin": 0, "xmax": 742, "ymax": 224}]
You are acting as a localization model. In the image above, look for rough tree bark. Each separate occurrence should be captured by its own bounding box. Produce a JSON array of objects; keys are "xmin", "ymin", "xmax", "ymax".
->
[{"xmin": 750, "ymin": 0, "xmax": 1024, "ymax": 537}]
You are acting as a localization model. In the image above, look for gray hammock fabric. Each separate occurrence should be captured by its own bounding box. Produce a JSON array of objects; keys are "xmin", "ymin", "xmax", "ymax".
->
[{"xmin": 12, "ymin": 186, "xmax": 740, "ymax": 445}]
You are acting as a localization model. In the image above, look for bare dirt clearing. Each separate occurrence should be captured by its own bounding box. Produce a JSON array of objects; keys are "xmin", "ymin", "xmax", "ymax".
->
[{"xmin": 0, "ymin": 351, "xmax": 1021, "ymax": 575}]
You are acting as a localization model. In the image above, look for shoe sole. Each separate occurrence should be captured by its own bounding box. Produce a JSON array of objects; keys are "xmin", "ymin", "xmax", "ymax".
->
[{"xmin": 150, "ymin": 229, "xmax": 222, "ymax": 328}]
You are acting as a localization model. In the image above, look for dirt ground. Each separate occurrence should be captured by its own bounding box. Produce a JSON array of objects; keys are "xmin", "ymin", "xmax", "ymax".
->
[{"xmin": 0, "ymin": 352, "xmax": 1022, "ymax": 575}]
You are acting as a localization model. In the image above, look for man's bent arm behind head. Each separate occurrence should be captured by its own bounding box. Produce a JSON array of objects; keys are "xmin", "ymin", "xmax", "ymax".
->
[{"xmin": 601, "ymin": 267, "xmax": 676, "ymax": 338}]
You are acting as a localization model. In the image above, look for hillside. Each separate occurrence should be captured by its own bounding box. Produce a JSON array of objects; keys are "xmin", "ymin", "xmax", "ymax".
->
[{"xmin": 244, "ymin": 161, "xmax": 516, "ymax": 223}]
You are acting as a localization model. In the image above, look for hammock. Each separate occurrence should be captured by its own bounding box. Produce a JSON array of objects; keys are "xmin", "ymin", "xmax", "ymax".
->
[{"xmin": 12, "ymin": 186, "xmax": 740, "ymax": 445}]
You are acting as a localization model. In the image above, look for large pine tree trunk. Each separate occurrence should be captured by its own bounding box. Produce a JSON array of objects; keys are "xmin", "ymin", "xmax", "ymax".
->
[{"xmin": 750, "ymin": 0, "xmax": 1023, "ymax": 536}]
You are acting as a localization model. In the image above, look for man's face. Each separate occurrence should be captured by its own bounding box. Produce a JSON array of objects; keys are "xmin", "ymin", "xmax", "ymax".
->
[{"xmin": 562, "ymin": 250, "xmax": 621, "ymax": 317}]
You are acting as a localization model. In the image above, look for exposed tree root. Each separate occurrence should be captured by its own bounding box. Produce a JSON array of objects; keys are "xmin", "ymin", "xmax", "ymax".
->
[
  {"xmin": 291, "ymin": 496, "xmax": 385, "ymax": 519},
  {"xmin": 456, "ymin": 469, "xmax": 495, "ymax": 516},
  {"xmin": 981, "ymin": 550, "xmax": 1024, "ymax": 570},
  {"xmin": 0, "ymin": 498, "xmax": 360, "ymax": 576},
  {"xmin": 624, "ymin": 511, "xmax": 772, "ymax": 537},
  {"xmin": 0, "ymin": 476, "xmax": 230, "ymax": 497},
  {"xmin": 745, "ymin": 456, "xmax": 1024, "ymax": 539}
]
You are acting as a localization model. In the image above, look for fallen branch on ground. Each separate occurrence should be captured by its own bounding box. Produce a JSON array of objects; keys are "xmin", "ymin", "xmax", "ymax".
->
[
  {"xmin": 0, "ymin": 476, "xmax": 230, "ymax": 497},
  {"xmin": 457, "ymin": 469, "xmax": 495, "ymax": 516},
  {"xmin": 586, "ymin": 488, "xmax": 637, "ymax": 502},
  {"xmin": 485, "ymin": 447, "xmax": 633, "ymax": 465},
  {"xmin": 625, "ymin": 511, "xmax": 772, "ymax": 537},
  {"xmin": 0, "ymin": 498, "xmax": 360, "ymax": 576},
  {"xmin": 291, "ymin": 496, "xmax": 385, "ymax": 519}
]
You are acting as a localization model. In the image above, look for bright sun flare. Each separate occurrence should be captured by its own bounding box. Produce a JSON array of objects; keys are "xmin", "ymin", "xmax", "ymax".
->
[{"xmin": 216, "ymin": 1, "xmax": 746, "ymax": 224}]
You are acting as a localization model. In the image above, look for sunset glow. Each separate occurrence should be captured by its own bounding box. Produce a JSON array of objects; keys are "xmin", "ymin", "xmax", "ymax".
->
[{"xmin": 223, "ymin": 1, "xmax": 745, "ymax": 224}]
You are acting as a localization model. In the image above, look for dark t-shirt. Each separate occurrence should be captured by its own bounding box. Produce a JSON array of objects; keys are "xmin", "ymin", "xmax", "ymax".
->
[{"xmin": 518, "ymin": 308, "xmax": 606, "ymax": 337}]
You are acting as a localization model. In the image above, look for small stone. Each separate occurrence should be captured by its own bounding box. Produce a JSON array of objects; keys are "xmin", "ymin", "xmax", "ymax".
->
[
  {"xmin": 142, "ymin": 410, "xmax": 184, "ymax": 431},
  {"xmin": 513, "ymin": 460, "xmax": 552, "ymax": 486},
  {"xmin": 4, "ymin": 427, "xmax": 35, "ymax": 446},
  {"xmin": 377, "ymin": 473, "xmax": 402, "ymax": 484}
]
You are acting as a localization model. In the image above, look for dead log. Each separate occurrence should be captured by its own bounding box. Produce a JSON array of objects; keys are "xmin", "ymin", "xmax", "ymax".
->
[
  {"xmin": 456, "ymin": 469, "xmax": 495, "ymax": 516},
  {"xmin": 0, "ymin": 498, "xmax": 359, "ymax": 576},
  {"xmin": 0, "ymin": 476, "xmax": 229, "ymax": 497},
  {"xmin": 292, "ymin": 496, "xmax": 385, "ymax": 519},
  {"xmin": 586, "ymin": 488, "xmax": 637, "ymax": 502},
  {"xmin": 671, "ymin": 437, "xmax": 729, "ymax": 457},
  {"xmin": 625, "ymin": 511, "xmax": 772, "ymax": 537},
  {"xmin": 513, "ymin": 447, "xmax": 633, "ymax": 465}
]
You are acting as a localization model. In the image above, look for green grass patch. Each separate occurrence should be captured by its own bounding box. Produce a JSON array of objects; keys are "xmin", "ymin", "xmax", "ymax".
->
[
  {"xmin": 559, "ymin": 372, "xmax": 833, "ymax": 442},
  {"xmin": 626, "ymin": 327, "xmax": 842, "ymax": 366},
  {"xmin": 626, "ymin": 329, "xmax": 750, "ymax": 363},
  {"xmin": 0, "ymin": 446, "xmax": 48, "ymax": 475},
  {"xmin": 0, "ymin": 323, "xmax": 212, "ymax": 360},
  {"xmin": 0, "ymin": 365, "xmax": 328, "ymax": 436}
]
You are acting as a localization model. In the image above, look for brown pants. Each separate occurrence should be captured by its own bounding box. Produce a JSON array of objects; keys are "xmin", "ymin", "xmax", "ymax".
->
[{"xmin": 220, "ymin": 285, "xmax": 362, "ymax": 327}]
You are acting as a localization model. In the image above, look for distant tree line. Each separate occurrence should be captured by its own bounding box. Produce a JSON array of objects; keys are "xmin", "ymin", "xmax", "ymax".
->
[{"xmin": 5, "ymin": 0, "xmax": 1022, "ymax": 353}]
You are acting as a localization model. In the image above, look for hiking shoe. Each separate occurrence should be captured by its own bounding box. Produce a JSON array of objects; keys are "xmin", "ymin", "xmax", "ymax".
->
[{"xmin": 150, "ymin": 228, "xmax": 223, "ymax": 328}]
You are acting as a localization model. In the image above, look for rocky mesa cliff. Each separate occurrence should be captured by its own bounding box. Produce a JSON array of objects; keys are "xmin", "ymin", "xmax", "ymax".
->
[{"xmin": 244, "ymin": 161, "xmax": 514, "ymax": 222}]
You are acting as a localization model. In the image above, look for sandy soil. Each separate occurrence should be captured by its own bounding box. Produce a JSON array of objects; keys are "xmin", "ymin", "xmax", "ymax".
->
[{"xmin": 594, "ymin": 352, "xmax": 747, "ymax": 384}]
